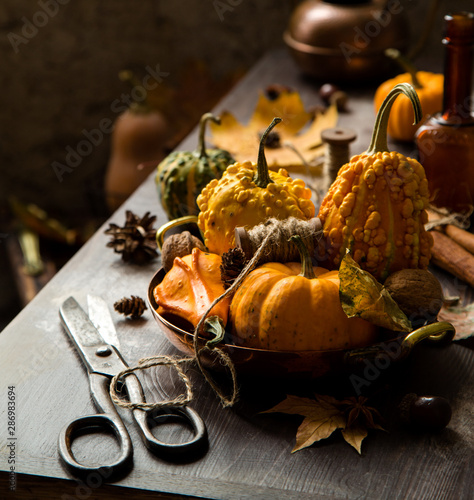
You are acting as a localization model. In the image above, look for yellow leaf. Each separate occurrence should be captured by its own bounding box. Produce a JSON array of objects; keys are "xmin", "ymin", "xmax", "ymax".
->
[
  {"xmin": 339, "ymin": 252, "xmax": 412, "ymax": 332},
  {"xmin": 249, "ymin": 92, "xmax": 312, "ymax": 134},
  {"xmin": 341, "ymin": 425, "xmax": 368, "ymax": 454},
  {"xmin": 209, "ymin": 87, "xmax": 338, "ymax": 171},
  {"xmin": 262, "ymin": 394, "xmax": 345, "ymax": 453},
  {"xmin": 292, "ymin": 413, "xmax": 346, "ymax": 453},
  {"xmin": 262, "ymin": 393, "xmax": 384, "ymax": 454}
]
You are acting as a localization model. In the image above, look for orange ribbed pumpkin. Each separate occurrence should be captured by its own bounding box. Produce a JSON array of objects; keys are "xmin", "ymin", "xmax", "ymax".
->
[{"xmin": 230, "ymin": 236, "xmax": 377, "ymax": 351}]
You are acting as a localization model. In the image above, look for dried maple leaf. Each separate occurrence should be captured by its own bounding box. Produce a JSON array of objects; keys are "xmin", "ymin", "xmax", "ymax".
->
[
  {"xmin": 208, "ymin": 86, "xmax": 338, "ymax": 170},
  {"xmin": 262, "ymin": 394, "xmax": 384, "ymax": 454},
  {"xmin": 339, "ymin": 252, "xmax": 412, "ymax": 332},
  {"xmin": 341, "ymin": 425, "xmax": 368, "ymax": 455}
]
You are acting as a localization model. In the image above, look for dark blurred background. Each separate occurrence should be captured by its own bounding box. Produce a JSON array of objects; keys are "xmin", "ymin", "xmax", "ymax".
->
[{"xmin": 0, "ymin": 0, "xmax": 472, "ymax": 329}]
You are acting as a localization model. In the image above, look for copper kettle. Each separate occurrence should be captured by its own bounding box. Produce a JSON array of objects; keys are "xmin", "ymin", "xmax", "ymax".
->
[{"xmin": 284, "ymin": 0, "xmax": 409, "ymax": 82}]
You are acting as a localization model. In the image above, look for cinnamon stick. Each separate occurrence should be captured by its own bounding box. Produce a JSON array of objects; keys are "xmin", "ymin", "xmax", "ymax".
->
[
  {"xmin": 430, "ymin": 231, "xmax": 474, "ymax": 288},
  {"xmin": 444, "ymin": 224, "xmax": 474, "ymax": 255},
  {"xmin": 426, "ymin": 208, "xmax": 474, "ymax": 254}
]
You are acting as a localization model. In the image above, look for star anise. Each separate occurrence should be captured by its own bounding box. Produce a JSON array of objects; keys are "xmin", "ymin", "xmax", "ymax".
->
[
  {"xmin": 339, "ymin": 396, "xmax": 385, "ymax": 430},
  {"xmin": 220, "ymin": 247, "xmax": 248, "ymax": 289},
  {"xmin": 105, "ymin": 210, "xmax": 158, "ymax": 264}
]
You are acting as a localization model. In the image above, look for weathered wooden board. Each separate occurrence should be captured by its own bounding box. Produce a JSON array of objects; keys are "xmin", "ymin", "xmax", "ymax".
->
[{"xmin": 1, "ymin": 49, "xmax": 473, "ymax": 500}]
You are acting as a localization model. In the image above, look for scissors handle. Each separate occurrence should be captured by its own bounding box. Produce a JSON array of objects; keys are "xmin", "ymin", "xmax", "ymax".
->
[
  {"xmin": 124, "ymin": 373, "xmax": 208, "ymax": 458},
  {"xmin": 58, "ymin": 373, "xmax": 133, "ymax": 475},
  {"xmin": 133, "ymin": 405, "xmax": 208, "ymax": 457}
]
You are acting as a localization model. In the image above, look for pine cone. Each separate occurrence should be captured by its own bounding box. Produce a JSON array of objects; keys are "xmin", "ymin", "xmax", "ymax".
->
[
  {"xmin": 220, "ymin": 247, "xmax": 248, "ymax": 289},
  {"xmin": 105, "ymin": 210, "xmax": 157, "ymax": 264},
  {"xmin": 114, "ymin": 295, "xmax": 147, "ymax": 319}
]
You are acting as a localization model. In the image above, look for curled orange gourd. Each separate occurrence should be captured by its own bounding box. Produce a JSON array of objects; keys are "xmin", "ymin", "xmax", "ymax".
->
[
  {"xmin": 229, "ymin": 236, "xmax": 377, "ymax": 351},
  {"xmin": 374, "ymin": 50, "xmax": 443, "ymax": 142},
  {"xmin": 318, "ymin": 83, "xmax": 433, "ymax": 282},
  {"xmin": 196, "ymin": 118, "xmax": 315, "ymax": 255},
  {"xmin": 153, "ymin": 248, "xmax": 230, "ymax": 329}
]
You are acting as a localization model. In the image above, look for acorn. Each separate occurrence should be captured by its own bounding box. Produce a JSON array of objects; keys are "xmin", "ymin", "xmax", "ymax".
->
[{"xmin": 399, "ymin": 393, "xmax": 452, "ymax": 432}]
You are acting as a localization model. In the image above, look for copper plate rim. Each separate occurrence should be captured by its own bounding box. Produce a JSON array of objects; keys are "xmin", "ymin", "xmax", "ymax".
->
[{"xmin": 147, "ymin": 267, "xmax": 396, "ymax": 356}]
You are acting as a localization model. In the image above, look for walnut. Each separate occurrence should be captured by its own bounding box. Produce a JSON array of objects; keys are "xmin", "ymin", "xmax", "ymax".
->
[
  {"xmin": 161, "ymin": 231, "xmax": 206, "ymax": 272},
  {"xmin": 384, "ymin": 269, "xmax": 443, "ymax": 325}
]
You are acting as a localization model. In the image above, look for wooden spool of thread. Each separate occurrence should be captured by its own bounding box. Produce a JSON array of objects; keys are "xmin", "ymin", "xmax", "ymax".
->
[
  {"xmin": 235, "ymin": 217, "xmax": 322, "ymax": 264},
  {"xmin": 321, "ymin": 127, "xmax": 357, "ymax": 183}
]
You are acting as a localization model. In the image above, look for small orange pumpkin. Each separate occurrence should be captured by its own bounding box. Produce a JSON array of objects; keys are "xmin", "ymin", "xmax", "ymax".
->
[
  {"xmin": 374, "ymin": 50, "xmax": 443, "ymax": 142},
  {"xmin": 229, "ymin": 236, "xmax": 377, "ymax": 351}
]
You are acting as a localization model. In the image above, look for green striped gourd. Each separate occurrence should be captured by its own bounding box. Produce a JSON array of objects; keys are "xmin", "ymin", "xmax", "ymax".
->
[{"xmin": 156, "ymin": 113, "xmax": 234, "ymax": 220}]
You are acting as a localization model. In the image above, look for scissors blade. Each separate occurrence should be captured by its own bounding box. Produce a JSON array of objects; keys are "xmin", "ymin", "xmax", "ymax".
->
[
  {"xmin": 87, "ymin": 294, "xmax": 120, "ymax": 350},
  {"xmin": 60, "ymin": 296, "xmax": 128, "ymax": 377}
]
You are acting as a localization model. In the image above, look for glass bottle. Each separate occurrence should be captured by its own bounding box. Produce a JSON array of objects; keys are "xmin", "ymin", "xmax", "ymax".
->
[{"xmin": 415, "ymin": 12, "xmax": 474, "ymax": 213}]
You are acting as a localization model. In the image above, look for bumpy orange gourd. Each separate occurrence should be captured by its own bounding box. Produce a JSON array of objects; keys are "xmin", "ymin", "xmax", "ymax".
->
[
  {"xmin": 318, "ymin": 83, "xmax": 433, "ymax": 282},
  {"xmin": 230, "ymin": 236, "xmax": 377, "ymax": 351},
  {"xmin": 196, "ymin": 118, "xmax": 315, "ymax": 255},
  {"xmin": 153, "ymin": 248, "xmax": 230, "ymax": 328},
  {"xmin": 374, "ymin": 50, "xmax": 443, "ymax": 142}
]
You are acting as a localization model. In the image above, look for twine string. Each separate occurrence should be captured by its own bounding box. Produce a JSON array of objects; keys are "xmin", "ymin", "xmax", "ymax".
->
[
  {"xmin": 110, "ymin": 355, "xmax": 194, "ymax": 410},
  {"xmin": 243, "ymin": 217, "xmax": 318, "ymax": 265},
  {"xmin": 326, "ymin": 143, "xmax": 350, "ymax": 181},
  {"xmin": 108, "ymin": 233, "xmax": 273, "ymax": 411},
  {"xmin": 109, "ymin": 218, "xmax": 320, "ymax": 410},
  {"xmin": 192, "ymin": 228, "xmax": 276, "ymax": 407}
]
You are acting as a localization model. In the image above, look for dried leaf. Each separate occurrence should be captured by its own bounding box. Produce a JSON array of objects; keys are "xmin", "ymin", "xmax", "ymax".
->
[
  {"xmin": 438, "ymin": 303, "xmax": 474, "ymax": 341},
  {"xmin": 262, "ymin": 394, "xmax": 329, "ymax": 417},
  {"xmin": 294, "ymin": 413, "xmax": 346, "ymax": 453},
  {"xmin": 208, "ymin": 88, "xmax": 338, "ymax": 170},
  {"xmin": 339, "ymin": 252, "xmax": 412, "ymax": 332},
  {"xmin": 262, "ymin": 393, "xmax": 384, "ymax": 454},
  {"xmin": 341, "ymin": 425, "xmax": 368, "ymax": 454}
]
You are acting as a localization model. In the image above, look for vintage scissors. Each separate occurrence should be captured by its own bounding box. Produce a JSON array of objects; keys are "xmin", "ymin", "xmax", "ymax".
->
[{"xmin": 58, "ymin": 296, "xmax": 207, "ymax": 475}]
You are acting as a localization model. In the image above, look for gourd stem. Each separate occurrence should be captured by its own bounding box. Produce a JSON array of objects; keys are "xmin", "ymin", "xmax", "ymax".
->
[
  {"xmin": 290, "ymin": 235, "xmax": 315, "ymax": 280},
  {"xmin": 198, "ymin": 113, "xmax": 221, "ymax": 159},
  {"xmin": 119, "ymin": 70, "xmax": 152, "ymax": 113},
  {"xmin": 254, "ymin": 117, "xmax": 282, "ymax": 188},
  {"xmin": 366, "ymin": 83, "xmax": 422, "ymax": 155},
  {"xmin": 385, "ymin": 49, "xmax": 423, "ymax": 89}
]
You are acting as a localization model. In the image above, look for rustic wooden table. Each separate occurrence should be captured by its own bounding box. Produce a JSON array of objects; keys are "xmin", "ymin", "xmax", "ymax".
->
[{"xmin": 1, "ymin": 49, "xmax": 474, "ymax": 500}]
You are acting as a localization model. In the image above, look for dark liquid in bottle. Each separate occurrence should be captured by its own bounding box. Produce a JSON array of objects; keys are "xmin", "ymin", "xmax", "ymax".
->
[{"xmin": 416, "ymin": 12, "xmax": 474, "ymax": 213}]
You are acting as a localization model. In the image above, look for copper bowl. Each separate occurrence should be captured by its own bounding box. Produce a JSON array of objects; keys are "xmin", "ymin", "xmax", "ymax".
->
[
  {"xmin": 284, "ymin": 0, "xmax": 409, "ymax": 82},
  {"xmin": 147, "ymin": 267, "xmax": 455, "ymax": 380}
]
